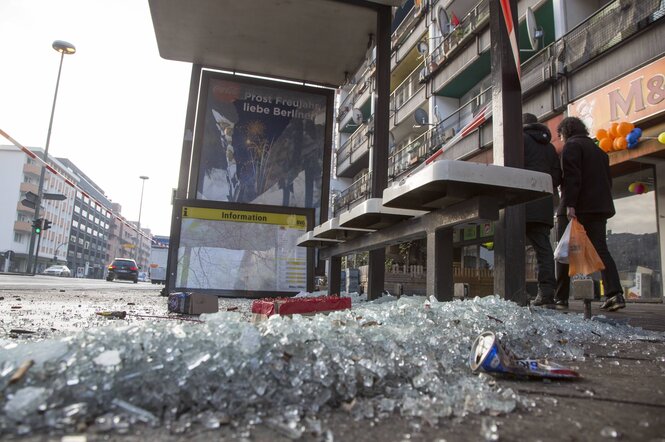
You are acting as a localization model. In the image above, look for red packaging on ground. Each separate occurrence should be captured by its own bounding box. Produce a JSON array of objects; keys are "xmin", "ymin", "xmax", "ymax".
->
[{"xmin": 251, "ymin": 295, "xmax": 351, "ymax": 319}]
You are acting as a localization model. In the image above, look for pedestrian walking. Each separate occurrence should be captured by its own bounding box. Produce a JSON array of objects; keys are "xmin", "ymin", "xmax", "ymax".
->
[
  {"xmin": 522, "ymin": 113, "xmax": 562, "ymax": 307},
  {"xmin": 555, "ymin": 116, "xmax": 625, "ymax": 311}
]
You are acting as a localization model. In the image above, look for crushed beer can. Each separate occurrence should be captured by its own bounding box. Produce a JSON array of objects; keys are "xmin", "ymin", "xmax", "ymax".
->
[{"xmin": 469, "ymin": 331, "xmax": 580, "ymax": 380}]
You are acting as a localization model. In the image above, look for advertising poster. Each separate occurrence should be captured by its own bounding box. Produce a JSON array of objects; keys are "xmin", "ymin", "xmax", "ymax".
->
[
  {"xmin": 194, "ymin": 72, "xmax": 331, "ymax": 215},
  {"xmin": 171, "ymin": 201, "xmax": 313, "ymax": 296}
]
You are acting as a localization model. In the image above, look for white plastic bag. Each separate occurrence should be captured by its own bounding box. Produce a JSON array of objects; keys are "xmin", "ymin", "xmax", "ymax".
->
[{"xmin": 554, "ymin": 221, "xmax": 572, "ymax": 264}]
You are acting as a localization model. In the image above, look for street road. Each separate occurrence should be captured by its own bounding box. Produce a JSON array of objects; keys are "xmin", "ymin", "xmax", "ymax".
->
[
  {"xmin": 0, "ymin": 274, "xmax": 251, "ymax": 341},
  {"xmin": 0, "ymin": 274, "xmax": 158, "ymax": 291}
]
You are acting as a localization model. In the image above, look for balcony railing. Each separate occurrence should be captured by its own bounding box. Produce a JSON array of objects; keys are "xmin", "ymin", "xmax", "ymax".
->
[
  {"xmin": 557, "ymin": 0, "xmax": 665, "ymax": 74},
  {"xmin": 14, "ymin": 220, "xmax": 32, "ymax": 233},
  {"xmin": 427, "ymin": 0, "xmax": 489, "ymax": 74},
  {"xmin": 333, "ymin": 172, "xmax": 371, "ymax": 216},
  {"xmin": 390, "ymin": 61, "xmax": 426, "ymax": 113},
  {"xmin": 391, "ymin": 3, "xmax": 420, "ymax": 50},
  {"xmin": 520, "ymin": 44, "xmax": 558, "ymax": 95},
  {"xmin": 23, "ymin": 162, "xmax": 41, "ymax": 176},
  {"xmin": 337, "ymin": 68, "xmax": 376, "ymax": 122},
  {"xmin": 20, "ymin": 182, "xmax": 39, "ymax": 194},
  {"xmin": 17, "ymin": 201, "xmax": 35, "ymax": 214},
  {"xmin": 389, "ymin": 88, "xmax": 492, "ymax": 180},
  {"xmin": 337, "ymin": 123, "xmax": 371, "ymax": 165}
]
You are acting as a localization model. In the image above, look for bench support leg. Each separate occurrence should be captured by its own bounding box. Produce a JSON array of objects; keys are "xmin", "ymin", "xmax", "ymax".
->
[
  {"xmin": 427, "ymin": 227, "xmax": 454, "ymax": 302},
  {"xmin": 367, "ymin": 248, "xmax": 385, "ymax": 300},
  {"xmin": 329, "ymin": 256, "xmax": 342, "ymax": 296},
  {"xmin": 494, "ymin": 206, "xmax": 527, "ymax": 305}
]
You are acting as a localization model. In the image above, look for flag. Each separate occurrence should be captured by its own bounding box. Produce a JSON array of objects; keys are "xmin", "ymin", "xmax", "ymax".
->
[{"xmin": 451, "ymin": 12, "xmax": 460, "ymax": 27}]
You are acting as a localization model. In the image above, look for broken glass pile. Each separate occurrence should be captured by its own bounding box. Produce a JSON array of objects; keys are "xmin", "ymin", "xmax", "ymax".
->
[{"xmin": 0, "ymin": 295, "xmax": 661, "ymax": 436}]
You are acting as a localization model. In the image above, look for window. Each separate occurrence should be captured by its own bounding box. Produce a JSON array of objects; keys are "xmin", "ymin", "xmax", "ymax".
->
[
  {"xmin": 14, "ymin": 233, "xmax": 24, "ymax": 243},
  {"xmin": 607, "ymin": 168, "xmax": 661, "ymax": 299}
]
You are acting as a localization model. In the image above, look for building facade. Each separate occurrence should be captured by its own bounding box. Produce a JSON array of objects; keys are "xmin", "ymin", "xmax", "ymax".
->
[
  {"xmin": 0, "ymin": 146, "xmax": 151, "ymax": 277},
  {"xmin": 0, "ymin": 146, "xmax": 76, "ymax": 273},
  {"xmin": 56, "ymin": 158, "xmax": 114, "ymax": 279},
  {"xmin": 334, "ymin": 0, "xmax": 665, "ymax": 300},
  {"xmin": 106, "ymin": 202, "xmax": 152, "ymax": 274}
]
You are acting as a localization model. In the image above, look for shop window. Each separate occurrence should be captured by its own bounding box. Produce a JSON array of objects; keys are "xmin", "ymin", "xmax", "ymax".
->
[{"xmin": 607, "ymin": 168, "xmax": 661, "ymax": 300}]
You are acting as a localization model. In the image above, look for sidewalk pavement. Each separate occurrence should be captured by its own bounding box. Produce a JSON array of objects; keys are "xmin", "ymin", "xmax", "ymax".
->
[{"xmin": 563, "ymin": 298, "xmax": 665, "ymax": 332}]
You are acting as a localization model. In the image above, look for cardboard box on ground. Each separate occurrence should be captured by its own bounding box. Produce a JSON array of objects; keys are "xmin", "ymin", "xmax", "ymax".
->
[{"xmin": 168, "ymin": 292, "xmax": 219, "ymax": 314}]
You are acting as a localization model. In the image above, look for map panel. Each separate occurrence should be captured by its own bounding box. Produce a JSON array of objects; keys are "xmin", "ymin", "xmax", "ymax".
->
[{"xmin": 176, "ymin": 206, "xmax": 307, "ymax": 293}]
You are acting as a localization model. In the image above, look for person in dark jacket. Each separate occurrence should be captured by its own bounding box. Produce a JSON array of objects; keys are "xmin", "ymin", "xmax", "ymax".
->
[
  {"xmin": 522, "ymin": 113, "xmax": 562, "ymax": 307},
  {"xmin": 555, "ymin": 116, "xmax": 625, "ymax": 311}
]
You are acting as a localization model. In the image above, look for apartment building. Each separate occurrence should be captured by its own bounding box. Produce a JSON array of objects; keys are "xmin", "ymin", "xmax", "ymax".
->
[
  {"xmin": 333, "ymin": 0, "xmax": 665, "ymax": 299},
  {"xmin": 56, "ymin": 158, "xmax": 114, "ymax": 279},
  {"xmin": 0, "ymin": 145, "xmax": 76, "ymax": 273}
]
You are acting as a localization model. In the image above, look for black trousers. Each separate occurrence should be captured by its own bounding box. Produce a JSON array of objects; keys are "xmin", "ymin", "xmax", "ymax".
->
[
  {"xmin": 526, "ymin": 222, "xmax": 556, "ymax": 297},
  {"xmin": 555, "ymin": 215, "xmax": 623, "ymax": 301}
]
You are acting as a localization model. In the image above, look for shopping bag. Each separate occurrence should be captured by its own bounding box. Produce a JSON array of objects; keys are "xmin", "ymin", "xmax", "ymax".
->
[
  {"xmin": 568, "ymin": 219, "xmax": 605, "ymax": 276},
  {"xmin": 554, "ymin": 221, "xmax": 572, "ymax": 264}
]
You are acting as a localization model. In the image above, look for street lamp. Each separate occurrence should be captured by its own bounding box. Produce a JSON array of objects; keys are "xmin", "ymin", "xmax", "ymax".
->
[
  {"xmin": 136, "ymin": 176, "xmax": 149, "ymax": 263},
  {"xmin": 27, "ymin": 40, "xmax": 76, "ymax": 275}
]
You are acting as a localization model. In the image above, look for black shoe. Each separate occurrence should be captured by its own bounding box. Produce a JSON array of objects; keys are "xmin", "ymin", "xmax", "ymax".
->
[
  {"xmin": 555, "ymin": 299, "xmax": 569, "ymax": 309},
  {"xmin": 532, "ymin": 293, "xmax": 555, "ymax": 307},
  {"xmin": 600, "ymin": 294, "xmax": 626, "ymax": 312}
]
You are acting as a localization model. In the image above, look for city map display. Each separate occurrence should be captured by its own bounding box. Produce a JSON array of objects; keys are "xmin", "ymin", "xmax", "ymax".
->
[{"xmin": 174, "ymin": 205, "xmax": 309, "ymax": 294}]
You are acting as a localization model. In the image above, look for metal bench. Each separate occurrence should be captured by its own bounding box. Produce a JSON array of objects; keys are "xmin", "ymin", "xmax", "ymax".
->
[{"xmin": 299, "ymin": 160, "xmax": 553, "ymax": 301}]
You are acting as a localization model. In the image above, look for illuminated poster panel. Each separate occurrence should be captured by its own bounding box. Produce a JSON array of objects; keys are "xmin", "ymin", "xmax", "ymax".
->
[
  {"xmin": 192, "ymin": 71, "xmax": 332, "ymax": 219},
  {"xmin": 169, "ymin": 200, "xmax": 313, "ymax": 297}
]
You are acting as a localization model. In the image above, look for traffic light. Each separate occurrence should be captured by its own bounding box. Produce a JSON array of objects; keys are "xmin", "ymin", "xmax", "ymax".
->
[
  {"xmin": 32, "ymin": 218, "xmax": 44, "ymax": 234},
  {"xmin": 43, "ymin": 219, "xmax": 53, "ymax": 231}
]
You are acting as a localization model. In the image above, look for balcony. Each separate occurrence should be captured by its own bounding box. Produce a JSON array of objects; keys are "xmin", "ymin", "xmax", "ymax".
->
[
  {"xmin": 390, "ymin": 61, "xmax": 427, "ymax": 124},
  {"xmin": 336, "ymin": 123, "xmax": 372, "ymax": 178},
  {"xmin": 427, "ymin": 0, "xmax": 489, "ymax": 77},
  {"xmin": 20, "ymin": 182, "xmax": 39, "ymax": 194},
  {"xmin": 337, "ymin": 48, "xmax": 376, "ymax": 122},
  {"xmin": 14, "ymin": 220, "xmax": 32, "ymax": 233},
  {"xmin": 23, "ymin": 162, "xmax": 41, "ymax": 177},
  {"xmin": 389, "ymin": 88, "xmax": 492, "ymax": 180},
  {"xmin": 391, "ymin": 2, "xmax": 423, "ymax": 52},
  {"xmin": 17, "ymin": 201, "xmax": 35, "ymax": 214},
  {"xmin": 332, "ymin": 172, "xmax": 371, "ymax": 216},
  {"xmin": 520, "ymin": 45, "xmax": 558, "ymax": 97},
  {"xmin": 557, "ymin": 0, "xmax": 665, "ymax": 75}
]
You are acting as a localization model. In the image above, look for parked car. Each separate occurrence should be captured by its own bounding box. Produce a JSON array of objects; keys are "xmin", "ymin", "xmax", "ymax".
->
[
  {"xmin": 106, "ymin": 258, "xmax": 140, "ymax": 283},
  {"xmin": 43, "ymin": 265, "xmax": 71, "ymax": 277}
]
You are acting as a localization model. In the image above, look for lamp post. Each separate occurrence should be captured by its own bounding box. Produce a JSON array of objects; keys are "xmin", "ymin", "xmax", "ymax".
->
[
  {"xmin": 136, "ymin": 176, "xmax": 149, "ymax": 264},
  {"xmin": 27, "ymin": 40, "xmax": 76, "ymax": 275}
]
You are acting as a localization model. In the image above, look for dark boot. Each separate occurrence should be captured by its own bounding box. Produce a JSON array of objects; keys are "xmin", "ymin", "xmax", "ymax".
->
[{"xmin": 532, "ymin": 292, "xmax": 555, "ymax": 307}]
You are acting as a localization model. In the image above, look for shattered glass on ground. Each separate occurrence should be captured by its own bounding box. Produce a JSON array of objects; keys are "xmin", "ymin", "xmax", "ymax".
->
[{"xmin": 1, "ymin": 295, "xmax": 662, "ymax": 437}]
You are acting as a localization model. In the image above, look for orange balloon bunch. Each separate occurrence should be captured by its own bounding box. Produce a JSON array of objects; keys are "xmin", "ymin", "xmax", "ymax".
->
[{"xmin": 595, "ymin": 121, "xmax": 635, "ymax": 152}]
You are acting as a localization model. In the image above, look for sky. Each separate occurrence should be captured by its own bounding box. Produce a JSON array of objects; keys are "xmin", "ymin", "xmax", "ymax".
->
[{"xmin": 0, "ymin": 0, "xmax": 192, "ymax": 236}]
